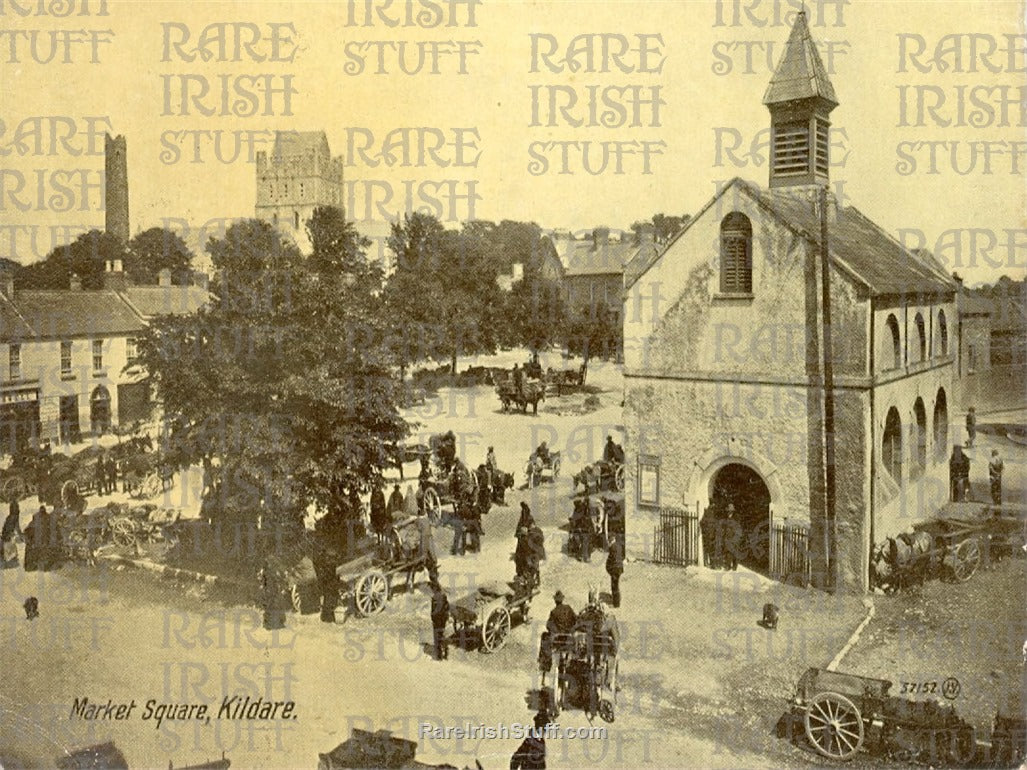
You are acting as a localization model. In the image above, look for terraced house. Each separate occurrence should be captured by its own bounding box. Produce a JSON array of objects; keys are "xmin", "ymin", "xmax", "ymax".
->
[
  {"xmin": 622, "ymin": 12, "xmax": 957, "ymax": 592},
  {"xmin": 0, "ymin": 263, "xmax": 207, "ymax": 453}
]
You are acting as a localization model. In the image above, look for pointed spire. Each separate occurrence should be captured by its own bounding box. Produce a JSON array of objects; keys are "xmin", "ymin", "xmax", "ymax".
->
[{"xmin": 763, "ymin": 11, "xmax": 838, "ymax": 107}]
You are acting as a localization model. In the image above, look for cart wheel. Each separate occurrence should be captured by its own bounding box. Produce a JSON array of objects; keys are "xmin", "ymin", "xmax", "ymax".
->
[
  {"xmin": 141, "ymin": 473, "xmax": 161, "ymax": 499},
  {"xmin": 481, "ymin": 606, "xmax": 511, "ymax": 653},
  {"xmin": 110, "ymin": 517, "xmax": 136, "ymax": 548},
  {"xmin": 614, "ymin": 465, "xmax": 625, "ymax": 491},
  {"xmin": 3, "ymin": 476, "xmax": 27, "ymax": 503},
  {"xmin": 423, "ymin": 488, "xmax": 442, "ymax": 525},
  {"xmin": 804, "ymin": 691, "xmax": 865, "ymax": 760},
  {"xmin": 598, "ymin": 699, "xmax": 615, "ymax": 723},
  {"xmin": 67, "ymin": 529, "xmax": 87, "ymax": 547},
  {"xmin": 290, "ymin": 584, "xmax": 303, "ymax": 613},
  {"xmin": 354, "ymin": 569, "xmax": 389, "ymax": 616},
  {"xmin": 60, "ymin": 479, "xmax": 79, "ymax": 505},
  {"xmin": 552, "ymin": 458, "xmax": 561, "ymax": 479},
  {"xmin": 950, "ymin": 538, "xmax": 981, "ymax": 583}
]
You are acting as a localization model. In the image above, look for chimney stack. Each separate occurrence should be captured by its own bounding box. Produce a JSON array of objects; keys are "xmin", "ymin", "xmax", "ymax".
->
[
  {"xmin": 103, "ymin": 258, "xmax": 128, "ymax": 291},
  {"xmin": 592, "ymin": 227, "xmax": 610, "ymax": 248},
  {"xmin": 70, "ymin": 273, "xmax": 82, "ymax": 291},
  {"xmin": 158, "ymin": 268, "xmax": 172, "ymax": 287}
]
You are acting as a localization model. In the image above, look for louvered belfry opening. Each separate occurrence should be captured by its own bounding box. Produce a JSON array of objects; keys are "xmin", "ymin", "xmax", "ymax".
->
[
  {"xmin": 720, "ymin": 212, "xmax": 753, "ymax": 294},
  {"xmin": 763, "ymin": 10, "xmax": 838, "ymax": 189}
]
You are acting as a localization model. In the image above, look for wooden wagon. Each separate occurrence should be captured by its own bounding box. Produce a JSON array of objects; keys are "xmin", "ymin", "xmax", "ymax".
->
[
  {"xmin": 871, "ymin": 502, "xmax": 1026, "ymax": 593},
  {"xmin": 788, "ymin": 667, "xmax": 974, "ymax": 762},
  {"xmin": 350, "ymin": 517, "xmax": 433, "ymax": 617},
  {"xmin": 548, "ymin": 610, "xmax": 620, "ymax": 722},
  {"xmin": 450, "ymin": 578, "xmax": 538, "ymax": 653},
  {"xmin": 525, "ymin": 450, "xmax": 560, "ymax": 488},
  {"xmin": 420, "ymin": 459, "xmax": 478, "ymax": 525},
  {"xmin": 496, "ymin": 379, "xmax": 546, "ymax": 414},
  {"xmin": 571, "ymin": 460, "xmax": 624, "ymax": 494}
]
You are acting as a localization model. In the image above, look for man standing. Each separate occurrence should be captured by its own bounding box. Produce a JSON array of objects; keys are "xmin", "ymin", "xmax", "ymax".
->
[
  {"xmin": 950, "ymin": 446, "xmax": 971, "ymax": 502},
  {"xmin": 95, "ymin": 456, "xmax": 107, "ymax": 496},
  {"xmin": 370, "ymin": 481, "xmax": 388, "ymax": 545},
  {"xmin": 2, "ymin": 497, "xmax": 22, "ymax": 567},
  {"xmin": 966, "ymin": 407, "xmax": 977, "ymax": 448},
  {"xmin": 387, "ymin": 484, "xmax": 405, "ymax": 518},
  {"xmin": 411, "ymin": 510, "xmax": 439, "ymax": 589},
  {"xmin": 107, "ymin": 456, "xmax": 119, "ymax": 496},
  {"xmin": 606, "ymin": 535, "xmax": 624, "ymax": 608},
  {"xmin": 526, "ymin": 521, "xmax": 546, "ymax": 589},
  {"xmin": 429, "ymin": 580, "xmax": 450, "ymax": 661},
  {"xmin": 990, "ymin": 449, "xmax": 1004, "ymax": 506}
]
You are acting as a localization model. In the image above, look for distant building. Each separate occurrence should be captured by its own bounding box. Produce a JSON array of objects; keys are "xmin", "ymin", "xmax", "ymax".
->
[
  {"xmin": 0, "ymin": 263, "xmax": 208, "ymax": 452},
  {"xmin": 255, "ymin": 131, "xmax": 345, "ymax": 254},
  {"xmin": 552, "ymin": 225, "xmax": 657, "ymax": 327},
  {"xmin": 622, "ymin": 12, "xmax": 957, "ymax": 593},
  {"xmin": 105, "ymin": 134, "xmax": 130, "ymax": 244}
]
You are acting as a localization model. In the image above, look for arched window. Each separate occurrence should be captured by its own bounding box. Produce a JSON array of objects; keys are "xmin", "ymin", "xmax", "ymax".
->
[
  {"xmin": 883, "ymin": 407, "xmax": 902, "ymax": 481},
  {"xmin": 720, "ymin": 213, "xmax": 753, "ymax": 294},
  {"xmin": 933, "ymin": 388, "xmax": 948, "ymax": 462},
  {"xmin": 885, "ymin": 314, "xmax": 901, "ymax": 370},
  {"xmin": 913, "ymin": 313, "xmax": 926, "ymax": 363},
  {"xmin": 912, "ymin": 398, "xmax": 927, "ymax": 478},
  {"xmin": 937, "ymin": 309, "xmax": 948, "ymax": 356}
]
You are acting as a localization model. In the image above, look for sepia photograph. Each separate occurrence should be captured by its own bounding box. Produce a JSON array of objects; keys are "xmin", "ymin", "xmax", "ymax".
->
[{"xmin": 0, "ymin": 0, "xmax": 1024, "ymax": 767}]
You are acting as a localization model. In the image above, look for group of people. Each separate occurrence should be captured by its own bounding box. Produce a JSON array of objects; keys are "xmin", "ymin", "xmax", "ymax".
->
[
  {"xmin": 1, "ymin": 498, "xmax": 63, "ymax": 572},
  {"xmin": 93, "ymin": 455, "xmax": 121, "ymax": 496},
  {"xmin": 700, "ymin": 503, "xmax": 742, "ymax": 570},
  {"xmin": 369, "ymin": 482, "xmax": 409, "ymax": 546}
]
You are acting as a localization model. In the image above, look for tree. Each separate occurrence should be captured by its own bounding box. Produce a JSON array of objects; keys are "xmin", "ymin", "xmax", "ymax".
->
[
  {"xmin": 306, "ymin": 205, "xmax": 373, "ymax": 277},
  {"xmin": 137, "ymin": 218, "xmax": 407, "ymax": 533},
  {"xmin": 383, "ymin": 212, "xmax": 501, "ymax": 374},
  {"xmin": 566, "ymin": 302, "xmax": 621, "ymax": 365},
  {"xmin": 631, "ymin": 213, "xmax": 691, "ymax": 244},
  {"xmin": 17, "ymin": 229, "xmax": 126, "ymax": 289},
  {"xmin": 126, "ymin": 228, "xmax": 195, "ymax": 285},
  {"xmin": 504, "ymin": 268, "xmax": 566, "ymax": 361}
]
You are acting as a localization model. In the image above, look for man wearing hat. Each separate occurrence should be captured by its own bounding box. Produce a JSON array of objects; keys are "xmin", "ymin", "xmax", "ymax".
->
[{"xmin": 546, "ymin": 590, "xmax": 576, "ymax": 636}]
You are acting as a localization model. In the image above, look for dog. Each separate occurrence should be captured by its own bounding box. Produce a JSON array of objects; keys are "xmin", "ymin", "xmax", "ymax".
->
[
  {"xmin": 761, "ymin": 602, "xmax": 779, "ymax": 630},
  {"xmin": 23, "ymin": 596, "xmax": 38, "ymax": 620}
]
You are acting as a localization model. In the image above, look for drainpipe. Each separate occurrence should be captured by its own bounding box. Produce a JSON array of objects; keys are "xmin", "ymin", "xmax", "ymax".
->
[
  {"xmin": 868, "ymin": 302, "xmax": 875, "ymax": 592},
  {"xmin": 819, "ymin": 186, "xmax": 837, "ymax": 593}
]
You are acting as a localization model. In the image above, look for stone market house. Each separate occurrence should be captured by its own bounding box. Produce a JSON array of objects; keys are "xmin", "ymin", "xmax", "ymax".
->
[{"xmin": 622, "ymin": 12, "xmax": 956, "ymax": 593}]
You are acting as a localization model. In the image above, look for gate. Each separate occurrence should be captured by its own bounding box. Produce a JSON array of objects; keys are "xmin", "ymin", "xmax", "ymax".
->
[
  {"xmin": 770, "ymin": 518, "xmax": 811, "ymax": 586},
  {"xmin": 653, "ymin": 506, "xmax": 699, "ymax": 566}
]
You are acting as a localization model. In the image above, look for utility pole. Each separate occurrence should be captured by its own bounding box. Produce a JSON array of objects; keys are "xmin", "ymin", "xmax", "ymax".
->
[{"xmin": 819, "ymin": 185, "xmax": 837, "ymax": 592}]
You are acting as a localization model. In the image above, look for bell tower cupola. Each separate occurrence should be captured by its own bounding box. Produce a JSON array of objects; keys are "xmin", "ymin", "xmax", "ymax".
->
[{"xmin": 763, "ymin": 11, "xmax": 838, "ymax": 189}]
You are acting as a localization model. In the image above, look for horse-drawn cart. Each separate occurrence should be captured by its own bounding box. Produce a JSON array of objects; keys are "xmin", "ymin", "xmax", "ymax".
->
[
  {"xmin": 548, "ymin": 608, "xmax": 620, "ymax": 722},
  {"xmin": 525, "ymin": 451, "xmax": 560, "ymax": 488},
  {"xmin": 788, "ymin": 667, "xmax": 975, "ymax": 762},
  {"xmin": 496, "ymin": 379, "xmax": 546, "ymax": 414},
  {"xmin": 350, "ymin": 517, "xmax": 433, "ymax": 617},
  {"xmin": 450, "ymin": 577, "xmax": 538, "ymax": 653},
  {"xmin": 871, "ymin": 502, "xmax": 1026, "ymax": 593},
  {"xmin": 572, "ymin": 461, "xmax": 624, "ymax": 494}
]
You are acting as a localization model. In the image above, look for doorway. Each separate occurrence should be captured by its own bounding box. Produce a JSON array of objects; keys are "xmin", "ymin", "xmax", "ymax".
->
[
  {"xmin": 60, "ymin": 395, "xmax": 81, "ymax": 444},
  {"xmin": 709, "ymin": 463, "xmax": 772, "ymax": 572}
]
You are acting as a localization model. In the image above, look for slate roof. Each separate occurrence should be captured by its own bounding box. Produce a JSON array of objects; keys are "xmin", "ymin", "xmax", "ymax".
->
[
  {"xmin": 0, "ymin": 296, "xmax": 35, "ymax": 341},
  {"xmin": 10, "ymin": 290, "xmax": 145, "ymax": 340},
  {"xmin": 629, "ymin": 177, "xmax": 956, "ymax": 298},
  {"xmin": 563, "ymin": 239, "xmax": 638, "ymax": 278},
  {"xmin": 763, "ymin": 11, "xmax": 838, "ymax": 107},
  {"xmin": 959, "ymin": 294, "xmax": 994, "ymax": 315},
  {"xmin": 122, "ymin": 286, "xmax": 209, "ymax": 319}
]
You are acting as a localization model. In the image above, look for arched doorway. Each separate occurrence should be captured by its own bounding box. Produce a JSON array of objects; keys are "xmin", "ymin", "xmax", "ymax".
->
[
  {"xmin": 709, "ymin": 463, "xmax": 772, "ymax": 571},
  {"xmin": 90, "ymin": 386, "xmax": 111, "ymax": 435}
]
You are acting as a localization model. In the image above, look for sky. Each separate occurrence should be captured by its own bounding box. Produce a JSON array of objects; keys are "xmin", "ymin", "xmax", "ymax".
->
[{"xmin": 1, "ymin": 0, "xmax": 1024, "ymax": 284}]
